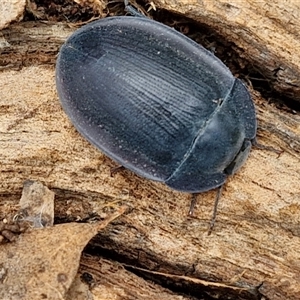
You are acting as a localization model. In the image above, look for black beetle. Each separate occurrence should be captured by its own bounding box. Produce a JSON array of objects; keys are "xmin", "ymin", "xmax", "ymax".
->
[{"xmin": 56, "ymin": 12, "xmax": 257, "ymax": 229}]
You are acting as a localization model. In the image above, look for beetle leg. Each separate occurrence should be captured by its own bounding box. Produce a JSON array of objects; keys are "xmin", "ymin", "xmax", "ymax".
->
[
  {"xmin": 124, "ymin": 0, "xmax": 145, "ymax": 17},
  {"xmin": 225, "ymin": 140, "xmax": 252, "ymax": 176},
  {"xmin": 110, "ymin": 165, "xmax": 125, "ymax": 177},
  {"xmin": 188, "ymin": 193, "xmax": 199, "ymax": 217},
  {"xmin": 188, "ymin": 186, "xmax": 224, "ymax": 235},
  {"xmin": 251, "ymin": 137, "xmax": 282, "ymax": 157},
  {"xmin": 208, "ymin": 184, "xmax": 224, "ymax": 235}
]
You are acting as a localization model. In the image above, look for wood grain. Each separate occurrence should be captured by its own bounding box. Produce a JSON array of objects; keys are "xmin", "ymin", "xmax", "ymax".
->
[
  {"xmin": 0, "ymin": 4, "xmax": 300, "ymax": 299},
  {"xmin": 153, "ymin": 0, "xmax": 300, "ymax": 102}
]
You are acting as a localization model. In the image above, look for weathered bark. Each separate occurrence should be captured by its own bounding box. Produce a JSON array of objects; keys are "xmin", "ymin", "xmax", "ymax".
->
[
  {"xmin": 79, "ymin": 254, "xmax": 192, "ymax": 299},
  {"xmin": 0, "ymin": 2, "xmax": 300, "ymax": 299},
  {"xmin": 0, "ymin": 22, "xmax": 72, "ymax": 69}
]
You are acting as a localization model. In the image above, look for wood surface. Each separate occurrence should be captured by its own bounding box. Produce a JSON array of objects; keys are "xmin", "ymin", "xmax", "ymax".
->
[
  {"xmin": 154, "ymin": 0, "xmax": 300, "ymax": 102},
  {"xmin": 0, "ymin": 1, "xmax": 300, "ymax": 299}
]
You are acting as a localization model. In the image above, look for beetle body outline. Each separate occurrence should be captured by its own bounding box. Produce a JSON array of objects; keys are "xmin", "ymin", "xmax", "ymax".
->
[{"xmin": 56, "ymin": 16, "xmax": 257, "ymax": 193}]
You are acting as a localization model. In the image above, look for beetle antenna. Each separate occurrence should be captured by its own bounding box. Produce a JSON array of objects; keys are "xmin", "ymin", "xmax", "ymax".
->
[
  {"xmin": 208, "ymin": 184, "xmax": 224, "ymax": 235},
  {"xmin": 124, "ymin": 0, "xmax": 145, "ymax": 17}
]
